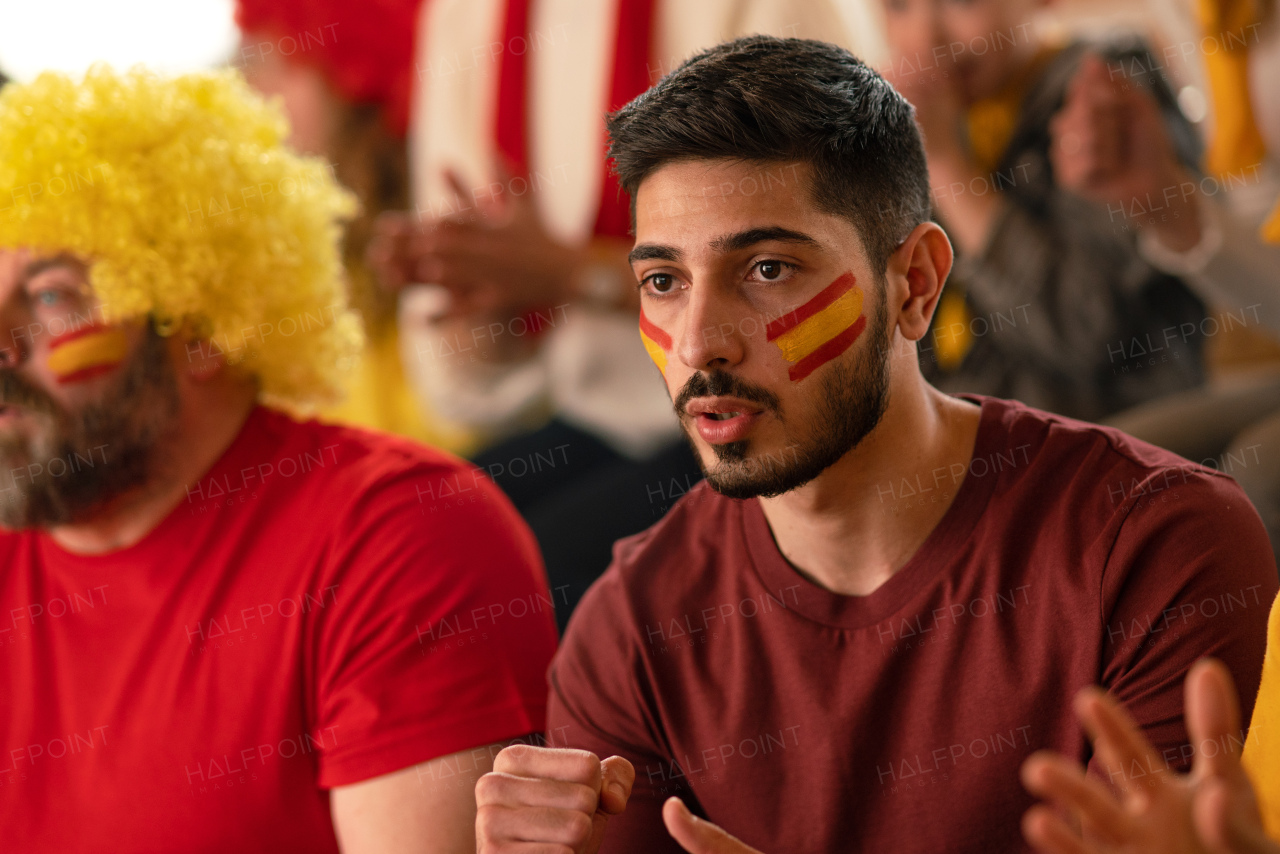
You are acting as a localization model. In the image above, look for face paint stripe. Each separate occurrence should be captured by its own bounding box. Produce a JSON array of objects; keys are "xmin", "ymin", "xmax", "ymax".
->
[
  {"xmin": 766, "ymin": 272, "xmax": 856, "ymax": 340},
  {"xmin": 46, "ymin": 328, "xmax": 129, "ymax": 381},
  {"xmin": 772, "ymin": 288, "xmax": 863, "ymax": 363},
  {"xmin": 788, "ymin": 314, "xmax": 866, "ymax": 381},
  {"xmin": 638, "ymin": 309, "xmax": 672, "ymax": 350},
  {"xmin": 638, "ymin": 308, "xmax": 670, "ymax": 374},
  {"xmin": 48, "ymin": 323, "xmax": 111, "ymax": 349},
  {"xmin": 640, "ymin": 335, "xmax": 668, "ymax": 373},
  {"xmin": 52, "ymin": 364, "xmax": 121, "ymax": 385}
]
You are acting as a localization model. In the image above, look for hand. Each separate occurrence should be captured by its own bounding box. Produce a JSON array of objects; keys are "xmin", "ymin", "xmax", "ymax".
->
[
  {"xmin": 366, "ymin": 210, "xmax": 421, "ymax": 293},
  {"xmin": 662, "ymin": 797, "xmax": 765, "ymax": 854},
  {"xmin": 475, "ymin": 745, "xmax": 634, "ymax": 854},
  {"xmin": 367, "ymin": 163, "xmax": 586, "ymax": 317},
  {"xmin": 1049, "ymin": 54, "xmax": 1202, "ymax": 250},
  {"xmin": 1020, "ymin": 659, "xmax": 1278, "ymax": 854}
]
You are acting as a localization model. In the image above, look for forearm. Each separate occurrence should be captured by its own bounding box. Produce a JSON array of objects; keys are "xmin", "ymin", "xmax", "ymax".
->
[
  {"xmin": 331, "ymin": 741, "xmax": 526, "ymax": 854},
  {"xmin": 1140, "ymin": 195, "xmax": 1280, "ymax": 338}
]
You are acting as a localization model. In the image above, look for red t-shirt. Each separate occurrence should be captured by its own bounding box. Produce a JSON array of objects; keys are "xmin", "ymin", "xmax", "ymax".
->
[
  {"xmin": 548, "ymin": 396, "xmax": 1278, "ymax": 853},
  {"xmin": 0, "ymin": 407, "xmax": 558, "ymax": 852}
]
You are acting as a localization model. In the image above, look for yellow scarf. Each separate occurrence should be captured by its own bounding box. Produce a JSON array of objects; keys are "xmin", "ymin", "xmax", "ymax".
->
[{"xmin": 935, "ymin": 49, "xmax": 1058, "ymax": 372}]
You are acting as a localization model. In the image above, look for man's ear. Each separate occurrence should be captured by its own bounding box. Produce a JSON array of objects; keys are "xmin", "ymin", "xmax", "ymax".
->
[{"xmin": 886, "ymin": 221, "xmax": 953, "ymax": 342}]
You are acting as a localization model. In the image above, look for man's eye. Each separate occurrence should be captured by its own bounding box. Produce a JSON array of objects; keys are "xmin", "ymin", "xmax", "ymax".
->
[
  {"xmin": 645, "ymin": 274, "xmax": 677, "ymax": 294},
  {"xmin": 35, "ymin": 291, "xmax": 61, "ymax": 307},
  {"xmin": 752, "ymin": 260, "xmax": 794, "ymax": 281}
]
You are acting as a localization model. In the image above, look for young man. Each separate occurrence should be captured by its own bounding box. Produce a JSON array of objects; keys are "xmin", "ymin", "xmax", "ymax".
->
[
  {"xmin": 0, "ymin": 68, "xmax": 557, "ymax": 852},
  {"xmin": 369, "ymin": 0, "xmax": 863, "ymax": 629},
  {"xmin": 472, "ymin": 37, "xmax": 1277, "ymax": 853}
]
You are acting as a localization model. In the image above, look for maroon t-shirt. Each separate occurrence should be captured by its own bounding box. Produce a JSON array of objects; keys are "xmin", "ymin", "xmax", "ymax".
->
[{"xmin": 548, "ymin": 396, "xmax": 1277, "ymax": 853}]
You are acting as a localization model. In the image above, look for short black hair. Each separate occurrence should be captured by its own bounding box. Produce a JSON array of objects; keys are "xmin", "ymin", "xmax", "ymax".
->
[{"xmin": 607, "ymin": 36, "xmax": 931, "ymax": 273}]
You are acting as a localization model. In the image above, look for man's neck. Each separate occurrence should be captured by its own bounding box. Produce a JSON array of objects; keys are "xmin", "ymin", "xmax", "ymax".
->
[
  {"xmin": 757, "ymin": 380, "xmax": 982, "ymax": 597},
  {"xmin": 47, "ymin": 381, "xmax": 258, "ymax": 556}
]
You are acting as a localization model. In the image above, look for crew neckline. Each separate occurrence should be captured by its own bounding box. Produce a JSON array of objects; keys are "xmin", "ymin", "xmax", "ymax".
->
[{"xmin": 741, "ymin": 395, "xmax": 1006, "ymax": 630}]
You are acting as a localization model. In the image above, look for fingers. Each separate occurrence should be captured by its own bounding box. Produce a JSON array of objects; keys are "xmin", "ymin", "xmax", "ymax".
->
[
  {"xmin": 494, "ymin": 746, "xmax": 605, "ymax": 788},
  {"xmin": 1021, "ymin": 750, "xmax": 1133, "ymax": 844},
  {"xmin": 1187, "ymin": 659, "xmax": 1245, "ymax": 781},
  {"xmin": 1194, "ymin": 777, "xmax": 1280, "ymax": 854},
  {"xmin": 1074, "ymin": 687, "xmax": 1168, "ymax": 791},
  {"xmin": 477, "ymin": 773, "xmax": 600, "ymax": 814},
  {"xmin": 662, "ymin": 797, "xmax": 764, "ymax": 854},
  {"xmin": 1021, "ymin": 805, "xmax": 1097, "ymax": 854},
  {"xmin": 1053, "ymin": 54, "xmax": 1126, "ymax": 191},
  {"xmin": 366, "ymin": 210, "xmax": 422, "ymax": 290},
  {"xmin": 599, "ymin": 756, "xmax": 635, "ymax": 815},
  {"xmin": 477, "ymin": 747, "xmax": 615, "ymax": 854},
  {"xmin": 477, "ymin": 803, "xmax": 596, "ymax": 848}
]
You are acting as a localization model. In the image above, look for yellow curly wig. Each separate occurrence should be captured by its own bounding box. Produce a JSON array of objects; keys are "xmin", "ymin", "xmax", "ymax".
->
[{"xmin": 0, "ymin": 64, "xmax": 363, "ymax": 411}]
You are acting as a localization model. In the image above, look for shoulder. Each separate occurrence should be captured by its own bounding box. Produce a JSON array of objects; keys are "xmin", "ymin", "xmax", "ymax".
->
[
  {"xmin": 258, "ymin": 408, "xmax": 488, "ymax": 497},
  {"xmin": 256, "ymin": 408, "xmax": 527, "ymax": 544},
  {"xmin": 981, "ymin": 395, "xmax": 1234, "ymax": 500},
  {"xmin": 564, "ymin": 480, "xmax": 742, "ymax": 645},
  {"xmin": 980, "ymin": 396, "xmax": 1267, "ymax": 566}
]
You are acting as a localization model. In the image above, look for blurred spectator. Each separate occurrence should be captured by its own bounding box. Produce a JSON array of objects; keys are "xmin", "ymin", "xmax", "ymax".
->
[
  {"xmin": 371, "ymin": 0, "xmax": 866, "ymax": 629},
  {"xmin": 1102, "ymin": 0, "xmax": 1280, "ymax": 554},
  {"xmin": 883, "ymin": 0, "xmax": 1280, "ymax": 559},
  {"xmin": 235, "ymin": 0, "xmax": 470, "ymax": 451},
  {"xmin": 883, "ymin": 0, "xmax": 1211, "ymax": 420}
]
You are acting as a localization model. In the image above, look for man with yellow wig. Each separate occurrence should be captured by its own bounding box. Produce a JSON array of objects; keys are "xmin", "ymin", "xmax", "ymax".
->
[{"xmin": 0, "ymin": 66, "xmax": 557, "ymax": 853}]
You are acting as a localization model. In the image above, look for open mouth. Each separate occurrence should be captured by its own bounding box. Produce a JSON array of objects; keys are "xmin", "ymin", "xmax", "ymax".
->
[{"xmin": 706, "ymin": 412, "xmax": 742, "ymax": 421}]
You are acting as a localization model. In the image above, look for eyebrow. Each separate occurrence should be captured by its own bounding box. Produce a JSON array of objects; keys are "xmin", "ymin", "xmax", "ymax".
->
[
  {"xmin": 24, "ymin": 254, "xmax": 82, "ymax": 281},
  {"xmin": 628, "ymin": 244, "xmax": 682, "ymax": 265},
  {"xmin": 628, "ymin": 226, "xmax": 822, "ymax": 266},
  {"xmin": 711, "ymin": 227, "xmax": 820, "ymax": 253}
]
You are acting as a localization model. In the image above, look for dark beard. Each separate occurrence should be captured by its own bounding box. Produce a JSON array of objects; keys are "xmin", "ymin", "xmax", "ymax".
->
[
  {"xmin": 0, "ymin": 327, "xmax": 180, "ymax": 528},
  {"xmin": 674, "ymin": 288, "xmax": 891, "ymax": 500}
]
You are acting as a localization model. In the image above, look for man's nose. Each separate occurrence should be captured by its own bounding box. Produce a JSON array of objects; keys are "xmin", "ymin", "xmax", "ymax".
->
[{"xmin": 675, "ymin": 287, "xmax": 750, "ymax": 372}]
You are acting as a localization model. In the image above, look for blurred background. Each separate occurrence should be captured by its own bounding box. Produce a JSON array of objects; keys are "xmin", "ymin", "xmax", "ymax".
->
[{"xmin": 2, "ymin": 0, "xmax": 1277, "ymax": 628}]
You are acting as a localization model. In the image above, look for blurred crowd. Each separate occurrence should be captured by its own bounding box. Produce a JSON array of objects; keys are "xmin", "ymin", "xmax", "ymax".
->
[{"xmin": 172, "ymin": 0, "xmax": 1280, "ymax": 627}]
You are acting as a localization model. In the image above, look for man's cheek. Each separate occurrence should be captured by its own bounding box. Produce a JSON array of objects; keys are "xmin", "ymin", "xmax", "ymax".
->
[
  {"xmin": 638, "ymin": 308, "xmax": 672, "ymax": 375},
  {"xmin": 45, "ymin": 325, "xmax": 129, "ymax": 384},
  {"xmin": 767, "ymin": 271, "xmax": 865, "ymax": 381}
]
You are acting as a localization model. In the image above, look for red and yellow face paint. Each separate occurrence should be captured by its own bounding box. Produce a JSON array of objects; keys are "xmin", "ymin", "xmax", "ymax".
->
[
  {"xmin": 767, "ymin": 272, "xmax": 865, "ymax": 382},
  {"xmin": 639, "ymin": 309, "xmax": 672, "ymax": 375},
  {"xmin": 45, "ymin": 324, "xmax": 129, "ymax": 384}
]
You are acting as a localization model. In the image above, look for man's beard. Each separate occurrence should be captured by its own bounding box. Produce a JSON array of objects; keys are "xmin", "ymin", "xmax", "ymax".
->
[
  {"xmin": 0, "ymin": 327, "xmax": 180, "ymax": 529},
  {"xmin": 674, "ymin": 289, "xmax": 891, "ymax": 500}
]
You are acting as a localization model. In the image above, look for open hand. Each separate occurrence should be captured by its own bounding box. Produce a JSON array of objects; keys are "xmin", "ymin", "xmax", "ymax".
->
[
  {"xmin": 366, "ymin": 162, "xmax": 585, "ymax": 317},
  {"xmin": 1021, "ymin": 659, "xmax": 1278, "ymax": 854}
]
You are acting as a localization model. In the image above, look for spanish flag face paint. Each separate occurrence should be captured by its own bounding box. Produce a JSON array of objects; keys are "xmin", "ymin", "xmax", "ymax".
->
[
  {"xmin": 46, "ymin": 325, "xmax": 130, "ymax": 384},
  {"xmin": 639, "ymin": 309, "xmax": 672, "ymax": 375},
  {"xmin": 767, "ymin": 272, "xmax": 865, "ymax": 382}
]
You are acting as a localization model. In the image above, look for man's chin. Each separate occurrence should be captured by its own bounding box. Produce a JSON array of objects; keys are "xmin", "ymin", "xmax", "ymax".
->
[{"xmin": 692, "ymin": 439, "xmax": 811, "ymax": 500}]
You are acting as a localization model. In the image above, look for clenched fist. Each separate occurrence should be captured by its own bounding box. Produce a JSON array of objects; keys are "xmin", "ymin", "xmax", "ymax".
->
[{"xmin": 475, "ymin": 746, "xmax": 635, "ymax": 854}]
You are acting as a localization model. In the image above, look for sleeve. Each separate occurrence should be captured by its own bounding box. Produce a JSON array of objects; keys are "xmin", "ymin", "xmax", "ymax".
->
[
  {"xmin": 1138, "ymin": 193, "xmax": 1280, "ymax": 340},
  {"xmin": 1094, "ymin": 470, "xmax": 1277, "ymax": 781},
  {"xmin": 547, "ymin": 570, "xmax": 688, "ymax": 854},
  {"xmin": 311, "ymin": 458, "xmax": 559, "ymax": 788}
]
